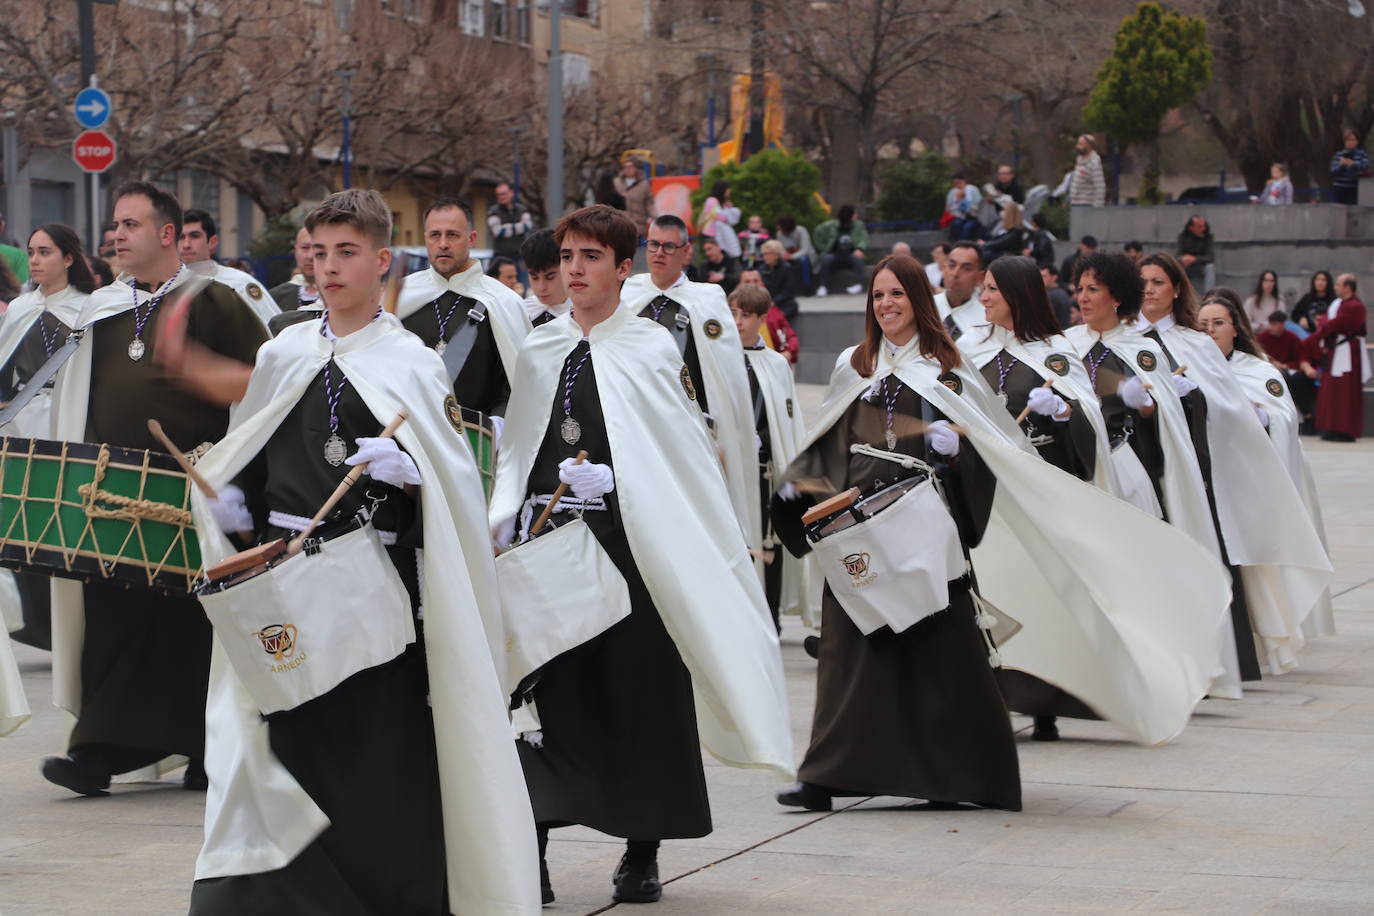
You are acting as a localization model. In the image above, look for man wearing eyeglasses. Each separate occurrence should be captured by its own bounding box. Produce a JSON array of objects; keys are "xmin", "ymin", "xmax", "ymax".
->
[{"xmin": 621, "ymin": 216, "xmax": 766, "ymax": 597}]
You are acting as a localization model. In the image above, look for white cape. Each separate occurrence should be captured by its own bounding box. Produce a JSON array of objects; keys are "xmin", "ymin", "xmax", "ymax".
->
[
  {"xmin": 796, "ymin": 337, "xmax": 1231, "ymax": 745},
  {"xmin": 622, "ymin": 273, "xmax": 761, "ymax": 558},
  {"xmin": 187, "ymin": 260, "xmax": 280, "ymax": 327},
  {"xmin": 1157, "ymin": 323, "xmax": 1333, "ymax": 675},
  {"xmin": 187, "ymin": 315, "xmax": 539, "ymax": 912},
  {"xmin": 0, "ymin": 285, "xmax": 88, "ymax": 439},
  {"xmin": 397, "ymin": 262, "xmax": 531, "ymax": 387},
  {"xmin": 1229, "ymin": 350, "xmax": 1335, "ymax": 640},
  {"xmin": 939, "ymin": 295, "xmax": 1001, "ymax": 366},
  {"xmin": 490, "ymin": 305, "xmax": 794, "ymax": 777},
  {"xmin": 745, "ymin": 345, "xmax": 813, "ymax": 622}
]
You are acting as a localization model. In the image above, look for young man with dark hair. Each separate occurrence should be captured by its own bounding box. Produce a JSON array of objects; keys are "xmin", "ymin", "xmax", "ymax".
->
[
  {"xmin": 491, "ymin": 204, "xmax": 791, "ymax": 907},
  {"xmin": 268, "ymin": 226, "xmax": 320, "ymax": 314},
  {"xmin": 41, "ymin": 180, "xmax": 269, "ymax": 798},
  {"xmin": 395, "ymin": 197, "xmax": 530, "ymax": 429},
  {"xmin": 622, "ymin": 213, "xmax": 762, "ymax": 576},
  {"xmin": 518, "ymin": 227, "xmax": 569, "ymax": 326},
  {"xmin": 699, "ymin": 236, "xmax": 742, "ymax": 293},
  {"xmin": 179, "ymin": 207, "xmax": 280, "ymax": 327},
  {"xmin": 186, "ymin": 188, "xmax": 539, "ymax": 914}
]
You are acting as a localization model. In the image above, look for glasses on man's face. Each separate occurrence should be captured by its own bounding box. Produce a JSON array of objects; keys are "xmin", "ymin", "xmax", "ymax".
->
[{"xmin": 645, "ymin": 240, "xmax": 687, "ymax": 253}]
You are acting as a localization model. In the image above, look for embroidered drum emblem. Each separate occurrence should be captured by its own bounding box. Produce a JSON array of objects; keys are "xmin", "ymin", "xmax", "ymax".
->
[
  {"xmin": 444, "ymin": 395, "xmax": 464, "ymax": 432},
  {"xmin": 680, "ymin": 365, "xmax": 697, "ymax": 400},
  {"xmin": 255, "ymin": 623, "xmax": 297, "ymax": 660},
  {"xmin": 1045, "ymin": 353, "xmax": 1070, "ymax": 377},
  {"xmin": 786, "ymin": 398, "xmax": 794, "ymax": 418},
  {"xmin": 938, "ymin": 373, "xmax": 963, "ymax": 394},
  {"xmin": 247, "ymin": 284, "xmax": 264, "ymax": 301},
  {"xmin": 1136, "ymin": 351, "xmax": 1158, "ymax": 372},
  {"xmin": 1266, "ymin": 379, "xmax": 1284, "ymax": 397},
  {"xmin": 703, "ymin": 319, "xmax": 723, "ymax": 339},
  {"xmin": 842, "ymin": 552, "xmax": 871, "ymax": 581}
]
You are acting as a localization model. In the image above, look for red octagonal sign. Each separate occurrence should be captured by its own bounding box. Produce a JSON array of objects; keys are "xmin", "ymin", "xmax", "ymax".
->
[{"xmin": 72, "ymin": 129, "xmax": 117, "ymax": 173}]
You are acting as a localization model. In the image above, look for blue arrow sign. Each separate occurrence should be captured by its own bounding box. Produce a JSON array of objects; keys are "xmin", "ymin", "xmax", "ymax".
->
[{"xmin": 73, "ymin": 87, "xmax": 111, "ymax": 129}]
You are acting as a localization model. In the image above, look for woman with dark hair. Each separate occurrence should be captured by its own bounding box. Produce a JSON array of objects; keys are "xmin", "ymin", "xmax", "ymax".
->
[
  {"xmin": 1291, "ymin": 271, "xmax": 1335, "ymax": 331},
  {"xmin": 0, "ymin": 223, "xmax": 95, "ymax": 649},
  {"xmin": 698, "ymin": 179, "xmax": 740, "ymax": 259},
  {"xmin": 1243, "ymin": 269, "xmax": 1285, "ymax": 332},
  {"xmin": 1137, "ymin": 251, "xmax": 1331, "ymax": 682}
]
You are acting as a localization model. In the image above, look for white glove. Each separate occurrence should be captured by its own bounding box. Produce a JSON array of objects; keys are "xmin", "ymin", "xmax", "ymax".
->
[
  {"xmin": 926, "ymin": 419, "xmax": 960, "ymax": 457},
  {"xmin": 1172, "ymin": 374, "xmax": 1199, "ymax": 398},
  {"xmin": 489, "ymin": 414, "xmax": 505, "ymax": 451},
  {"xmin": 491, "ymin": 514, "xmax": 516, "ymax": 549},
  {"xmin": 346, "ymin": 437, "xmax": 421, "ymax": 488},
  {"xmin": 777, "ymin": 481, "xmax": 801, "ymax": 501},
  {"xmin": 1254, "ymin": 405, "xmax": 1270, "ymax": 428},
  {"xmin": 755, "ymin": 432, "xmax": 764, "ymax": 452},
  {"xmin": 1118, "ymin": 376, "xmax": 1154, "ymax": 411},
  {"xmin": 1026, "ymin": 386, "xmax": 1068, "ymax": 421},
  {"xmin": 558, "ymin": 458, "xmax": 615, "ymax": 500},
  {"xmin": 208, "ymin": 484, "xmax": 252, "ymax": 534}
]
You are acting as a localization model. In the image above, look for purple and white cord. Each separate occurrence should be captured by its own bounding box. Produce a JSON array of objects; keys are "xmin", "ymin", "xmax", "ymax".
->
[{"xmin": 130, "ymin": 263, "xmax": 185, "ymax": 344}]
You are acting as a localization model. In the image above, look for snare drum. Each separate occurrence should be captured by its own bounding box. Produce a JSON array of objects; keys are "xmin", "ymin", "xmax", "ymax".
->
[
  {"xmin": 0, "ymin": 437, "xmax": 201, "ymax": 595},
  {"xmin": 197, "ymin": 513, "xmax": 414, "ymax": 715},
  {"xmin": 458, "ymin": 406, "xmax": 495, "ymax": 502}
]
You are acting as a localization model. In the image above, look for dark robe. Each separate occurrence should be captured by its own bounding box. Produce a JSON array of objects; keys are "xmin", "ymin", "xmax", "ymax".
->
[
  {"xmin": 1085, "ymin": 341, "xmax": 1165, "ymax": 508},
  {"xmin": 983, "ymin": 349, "xmax": 1100, "ymax": 721},
  {"xmin": 2, "ymin": 312, "xmax": 73, "ymax": 650},
  {"xmin": 190, "ymin": 361, "xmax": 447, "ymax": 916},
  {"xmin": 401, "ymin": 293, "xmax": 510, "ymax": 417},
  {"xmin": 1145, "ymin": 328, "xmax": 1260, "ymax": 681},
  {"xmin": 639, "ymin": 296, "xmax": 710, "ymax": 414},
  {"xmin": 268, "ymin": 281, "xmax": 319, "ymax": 313},
  {"xmin": 744, "ymin": 347, "xmax": 782, "ymax": 628},
  {"xmin": 530, "ymin": 310, "xmax": 558, "ymax": 328},
  {"xmin": 515, "ymin": 340, "xmax": 712, "ymax": 841},
  {"xmin": 1313, "ymin": 297, "xmax": 1366, "ymax": 438},
  {"xmin": 68, "ymin": 283, "xmax": 266, "ymax": 774},
  {"xmin": 772, "ymin": 381, "xmax": 1021, "ymax": 811},
  {"xmin": 268, "ymin": 306, "xmax": 323, "ymax": 337}
]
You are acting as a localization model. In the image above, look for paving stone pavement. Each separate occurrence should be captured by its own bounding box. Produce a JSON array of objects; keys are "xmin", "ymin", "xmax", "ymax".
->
[{"xmin": 1, "ymin": 407, "xmax": 1370, "ymax": 915}]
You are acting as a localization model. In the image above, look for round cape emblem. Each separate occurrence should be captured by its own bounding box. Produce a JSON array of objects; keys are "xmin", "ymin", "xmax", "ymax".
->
[
  {"xmin": 703, "ymin": 318, "xmax": 723, "ymax": 339},
  {"xmin": 938, "ymin": 373, "xmax": 963, "ymax": 395},
  {"xmin": 1045, "ymin": 353, "xmax": 1071, "ymax": 377},
  {"xmin": 1136, "ymin": 350, "xmax": 1158, "ymax": 373},
  {"xmin": 680, "ymin": 366, "xmax": 697, "ymax": 401},
  {"xmin": 444, "ymin": 395, "xmax": 463, "ymax": 432},
  {"xmin": 1266, "ymin": 378, "xmax": 1284, "ymax": 398},
  {"xmin": 247, "ymin": 284, "xmax": 264, "ymax": 301}
]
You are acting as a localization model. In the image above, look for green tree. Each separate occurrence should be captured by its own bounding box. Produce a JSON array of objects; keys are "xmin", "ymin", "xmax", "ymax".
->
[
  {"xmin": 875, "ymin": 153, "xmax": 954, "ymax": 222},
  {"xmin": 1083, "ymin": 2, "xmax": 1212, "ymax": 204},
  {"xmin": 691, "ymin": 149, "xmax": 826, "ymax": 234}
]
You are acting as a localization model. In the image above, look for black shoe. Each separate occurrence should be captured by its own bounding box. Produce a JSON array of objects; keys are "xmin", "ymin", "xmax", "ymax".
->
[
  {"xmin": 1320, "ymin": 432, "xmax": 1356, "ymax": 442},
  {"xmin": 612, "ymin": 854, "xmax": 662, "ymax": 903},
  {"xmin": 183, "ymin": 758, "xmax": 208, "ymax": 791},
  {"xmin": 41, "ymin": 755, "xmax": 110, "ymax": 797},
  {"xmin": 540, "ymin": 857, "xmax": 554, "ymax": 905},
  {"xmin": 803, "ymin": 635, "xmax": 820, "ymax": 659},
  {"xmin": 1032, "ymin": 716, "xmax": 1060, "ymax": 741},
  {"xmin": 776, "ymin": 781, "xmax": 832, "ymax": 811}
]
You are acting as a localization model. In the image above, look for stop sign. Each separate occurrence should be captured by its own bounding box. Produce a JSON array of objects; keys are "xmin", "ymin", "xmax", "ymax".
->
[{"xmin": 72, "ymin": 129, "xmax": 117, "ymax": 173}]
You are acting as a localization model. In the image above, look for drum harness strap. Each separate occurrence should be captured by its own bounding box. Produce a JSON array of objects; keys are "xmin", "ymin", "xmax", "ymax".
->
[
  {"xmin": 438, "ymin": 295, "xmax": 488, "ymax": 386},
  {"xmin": 848, "ymin": 433, "xmax": 1003, "ymax": 667}
]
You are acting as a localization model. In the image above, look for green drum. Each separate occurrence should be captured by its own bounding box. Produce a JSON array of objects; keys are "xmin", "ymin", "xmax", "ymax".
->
[
  {"xmin": 459, "ymin": 406, "xmax": 495, "ymax": 503},
  {"xmin": 0, "ymin": 437, "xmax": 201, "ymax": 595}
]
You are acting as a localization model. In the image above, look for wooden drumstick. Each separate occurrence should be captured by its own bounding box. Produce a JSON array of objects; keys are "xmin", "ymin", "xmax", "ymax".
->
[
  {"xmin": 287, "ymin": 411, "xmax": 409, "ymax": 555},
  {"xmin": 1173, "ymin": 364, "xmax": 1188, "ymax": 375},
  {"xmin": 1014, "ymin": 377, "xmax": 1057, "ymax": 425},
  {"xmin": 531, "ymin": 450, "xmax": 588, "ymax": 536},
  {"xmin": 147, "ymin": 419, "xmax": 217, "ymax": 499}
]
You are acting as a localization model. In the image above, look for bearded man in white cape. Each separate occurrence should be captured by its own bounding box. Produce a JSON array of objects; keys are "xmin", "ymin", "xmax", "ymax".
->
[
  {"xmin": 1138, "ymin": 253, "xmax": 1331, "ymax": 677},
  {"xmin": 184, "ymin": 190, "xmax": 538, "ymax": 915},
  {"xmin": 620, "ymin": 214, "xmax": 762, "ymax": 575},
  {"xmin": 395, "ymin": 197, "xmax": 531, "ymax": 428},
  {"xmin": 490, "ymin": 205, "xmax": 792, "ymax": 907}
]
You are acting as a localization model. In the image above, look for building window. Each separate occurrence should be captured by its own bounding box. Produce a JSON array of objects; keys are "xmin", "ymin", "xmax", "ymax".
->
[
  {"xmin": 402, "ymin": 0, "xmax": 422, "ymax": 20},
  {"xmin": 516, "ymin": 0, "xmax": 530, "ymax": 43},
  {"xmin": 561, "ymin": 0, "xmax": 596, "ymax": 23},
  {"xmin": 491, "ymin": 0, "xmax": 508, "ymax": 39},
  {"xmin": 562, "ymin": 51, "xmax": 591, "ymax": 90},
  {"xmin": 190, "ymin": 170, "xmax": 220, "ymax": 215},
  {"xmin": 460, "ymin": 0, "xmax": 483, "ymax": 33}
]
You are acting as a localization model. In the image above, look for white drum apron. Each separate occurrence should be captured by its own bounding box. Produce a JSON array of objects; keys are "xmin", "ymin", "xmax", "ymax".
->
[
  {"xmin": 199, "ymin": 524, "xmax": 414, "ymax": 715},
  {"xmin": 810, "ymin": 477, "xmax": 966, "ymax": 635}
]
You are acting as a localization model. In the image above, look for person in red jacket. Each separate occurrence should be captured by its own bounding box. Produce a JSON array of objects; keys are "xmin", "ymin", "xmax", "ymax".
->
[
  {"xmin": 1255, "ymin": 309, "xmax": 1318, "ymax": 430},
  {"xmin": 1311, "ymin": 274, "xmax": 1368, "ymax": 441}
]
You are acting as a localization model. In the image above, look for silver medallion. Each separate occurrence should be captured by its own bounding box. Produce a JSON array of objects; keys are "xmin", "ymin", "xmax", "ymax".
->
[
  {"xmin": 127, "ymin": 338, "xmax": 146, "ymax": 361},
  {"xmin": 435, "ymin": 340, "xmax": 447, "ymax": 356},
  {"xmin": 884, "ymin": 429, "xmax": 897, "ymax": 450},
  {"xmin": 324, "ymin": 432, "xmax": 347, "ymax": 467},
  {"xmin": 560, "ymin": 415, "xmax": 582, "ymax": 445},
  {"xmin": 997, "ymin": 391, "xmax": 1009, "ymax": 407}
]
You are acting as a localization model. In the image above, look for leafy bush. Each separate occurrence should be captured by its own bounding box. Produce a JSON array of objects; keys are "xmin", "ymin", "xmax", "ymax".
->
[
  {"xmin": 875, "ymin": 153, "xmax": 954, "ymax": 222},
  {"xmin": 690, "ymin": 148, "xmax": 826, "ymax": 232}
]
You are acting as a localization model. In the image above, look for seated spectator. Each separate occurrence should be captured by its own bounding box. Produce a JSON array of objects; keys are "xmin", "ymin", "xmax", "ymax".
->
[
  {"xmin": 977, "ymin": 201, "xmax": 1026, "ymax": 265},
  {"xmin": 812, "ymin": 204, "xmax": 868, "ymax": 296},
  {"xmin": 738, "ymin": 214, "xmax": 770, "ymax": 268},
  {"xmin": 1059, "ymin": 235, "xmax": 1097, "ymax": 293},
  {"xmin": 984, "ymin": 164, "xmax": 1025, "ymax": 211},
  {"xmin": 1124, "ymin": 240, "xmax": 1143, "ymax": 263},
  {"xmin": 699, "ymin": 237, "xmax": 742, "ymax": 293},
  {"xmin": 758, "ymin": 240, "xmax": 799, "ymax": 320},
  {"xmin": 1243, "ymin": 269, "xmax": 1285, "ymax": 331},
  {"xmin": 739, "ymin": 267, "xmax": 799, "ymax": 364},
  {"xmin": 1041, "ymin": 264, "xmax": 1073, "ymax": 328},
  {"xmin": 1330, "ymin": 129, "xmax": 1369, "ymax": 205},
  {"xmin": 1291, "ymin": 270, "xmax": 1336, "ymax": 332},
  {"xmin": 1252, "ymin": 308, "xmax": 1318, "ymax": 430},
  {"xmin": 1025, "ymin": 215, "xmax": 1055, "ymax": 269},
  {"xmin": 944, "ymin": 174, "xmax": 982, "ymax": 242},
  {"xmin": 1176, "ymin": 215, "xmax": 1214, "ymax": 289},
  {"xmin": 774, "ymin": 214, "xmax": 815, "ymax": 286},
  {"xmin": 925, "ymin": 242, "xmax": 949, "ymax": 290},
  {"xmin": 487, "ymin": 255, "xmax": 524, "ymax": 295},
  {"xmin": 1259, "ymin": 163, "xmax": 1294, "ymax": 206}
]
